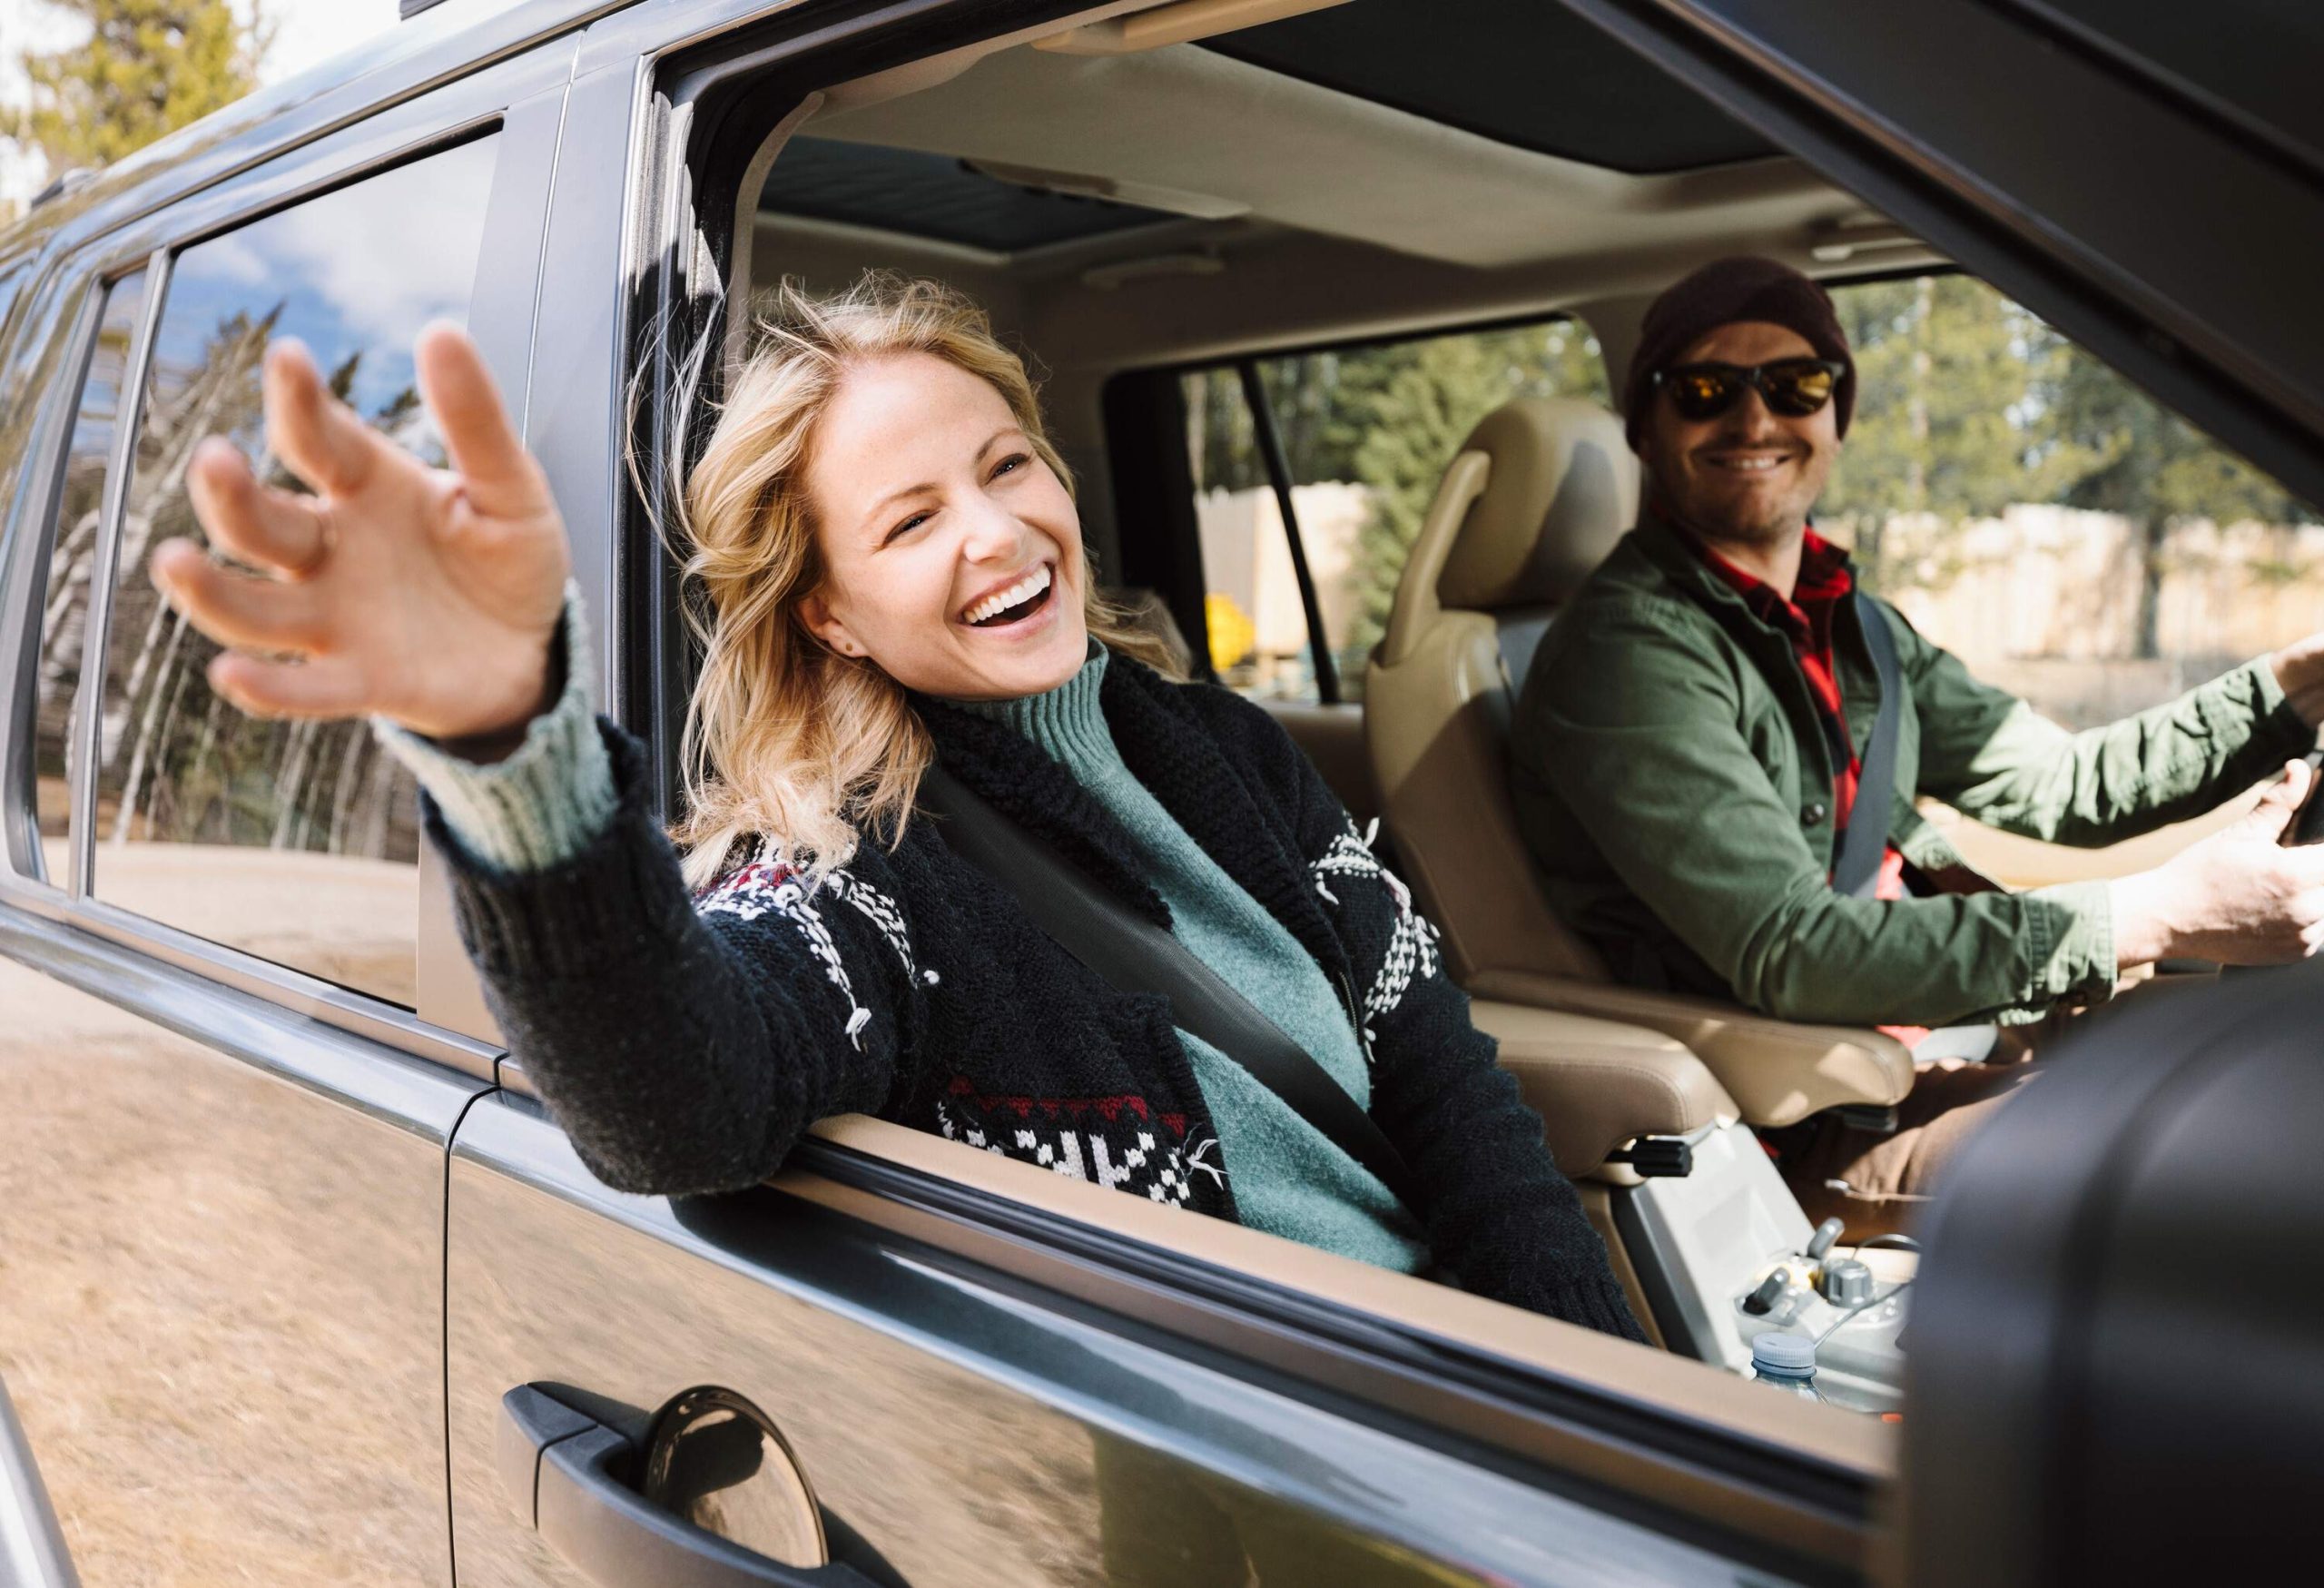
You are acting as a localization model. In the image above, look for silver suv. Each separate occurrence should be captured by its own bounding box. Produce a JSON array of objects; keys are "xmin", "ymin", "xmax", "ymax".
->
[{"xmin": 5, "ymin": 3, "xmax": 2320, "ymax": 1584}]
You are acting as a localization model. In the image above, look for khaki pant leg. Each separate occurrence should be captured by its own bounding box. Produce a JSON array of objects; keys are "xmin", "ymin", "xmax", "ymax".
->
[{"xmin": 1777, "ymin": 1052, "xmax": 2040, "ymax": 1239}]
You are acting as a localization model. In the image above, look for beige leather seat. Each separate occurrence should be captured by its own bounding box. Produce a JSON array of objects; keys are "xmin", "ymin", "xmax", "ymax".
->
[{"xmin": 1364, "ymin": 397, "xmax": 1911, "ymax": 1129}]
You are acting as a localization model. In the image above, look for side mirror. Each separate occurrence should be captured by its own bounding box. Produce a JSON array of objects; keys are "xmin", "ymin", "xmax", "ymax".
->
[{"xmin": 1902, "ymin": 963, "xmax": 2324, "ymax": 1583}]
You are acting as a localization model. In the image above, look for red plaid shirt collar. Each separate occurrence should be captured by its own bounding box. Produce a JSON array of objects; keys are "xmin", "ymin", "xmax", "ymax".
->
[
  {"xmin": 1674, "ymin": 518, "xmax": 1925, "ymax": 1042},
  {"xmin": 1690, "ymin": 524, "xmax": 1856, "ymax": 636},
  {"xmin": 1675, "ymin": 515, "xmax": 1907, "ymax": 868}
]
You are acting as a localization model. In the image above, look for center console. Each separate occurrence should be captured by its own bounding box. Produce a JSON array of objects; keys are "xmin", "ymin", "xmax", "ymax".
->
[{"xmin": 1610, "ymin": 1119, "xmax": 1911, "ymax": 1412}]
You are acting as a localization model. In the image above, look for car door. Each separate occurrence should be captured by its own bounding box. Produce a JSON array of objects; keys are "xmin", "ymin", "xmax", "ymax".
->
[
  {"xmin": 0, "ymin": 42, "xmax": 566, "ymax": 1587},
  {"xmin": 1550, "ymin": 0, "xmax": 2324, "ymax": 1574},
  {"xmin": 435, "ymin": 6, "xmax": 1888, "ymax": 1588}
]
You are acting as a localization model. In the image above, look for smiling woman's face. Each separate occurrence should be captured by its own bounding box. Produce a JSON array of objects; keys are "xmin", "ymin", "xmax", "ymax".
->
[
  {"xmin": 796, "ymin": 351, "xmax": 1089, "ymax": 700},
  {"xmin": 1639, "ymin": 320, "xmax": 1839, "ymax": 546}
]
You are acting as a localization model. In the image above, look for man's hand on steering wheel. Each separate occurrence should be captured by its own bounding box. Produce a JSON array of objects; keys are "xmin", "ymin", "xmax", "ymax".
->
[{"xmin": 2112, "ymin": 759, "xmax": 2324, "ymax": 971}]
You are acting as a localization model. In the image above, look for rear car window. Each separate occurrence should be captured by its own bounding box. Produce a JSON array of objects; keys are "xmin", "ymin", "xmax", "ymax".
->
[
  {"xmin": 30, "ymin": 267, "xmax": 150, "ymax": 883},
  {"xmin": 1184, "ymin": 320, "xmax": 1610, "ymax": 703},
  {"xmin": 85, "ymin": 135, "xmax": 499, "ymax": 1006}
]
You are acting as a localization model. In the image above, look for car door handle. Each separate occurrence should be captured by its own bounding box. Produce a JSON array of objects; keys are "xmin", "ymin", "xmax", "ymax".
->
[
  {"xmin": 1, "ymin": 1374, "xmax": 81, "ymax": 1588},
  {"xmin": 500, "ymin": 1386, "xmax": 888, "ymax": 1587}
]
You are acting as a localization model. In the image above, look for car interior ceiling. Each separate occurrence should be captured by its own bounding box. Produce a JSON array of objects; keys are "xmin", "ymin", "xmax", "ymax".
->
[
  {"xmin": 735, "ymin": 20, "xmax": 1945, "ymax": 580},
  {"xmin": 681, "ymin": 6, "xmax": 1943, "ymax": 1410}
]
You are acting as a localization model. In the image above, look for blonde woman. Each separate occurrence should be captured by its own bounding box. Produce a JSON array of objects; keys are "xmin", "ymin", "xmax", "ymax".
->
[{"xmin": 152, "ymin": 276, "xmax": 1640, "ymax": 1339}]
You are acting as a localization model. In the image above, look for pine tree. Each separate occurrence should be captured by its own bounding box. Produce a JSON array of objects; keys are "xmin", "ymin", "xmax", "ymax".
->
[
  {"xmin": 7, "ymin": 1, "xmax": 271, "ymax": 173},
  {"xmin": 1818, "ymin": 271, "xmax": 2317, "ymax": 653},
  {"xmin": 1819, "ymin": 274, "xmax": 2048, "ymax": 584},
  {"xmin": 2036, "ymin": 343, "xmax": 2315, "ymax": 657}
]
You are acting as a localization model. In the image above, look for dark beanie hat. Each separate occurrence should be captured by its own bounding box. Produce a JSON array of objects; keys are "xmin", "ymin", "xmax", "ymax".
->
[{"xmin": 1621, "ymin": 256, "xmax": 1856, "ymax": 449}]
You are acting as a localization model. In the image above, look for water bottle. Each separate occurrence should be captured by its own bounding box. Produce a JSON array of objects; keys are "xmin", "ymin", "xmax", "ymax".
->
[{"xmin": 1749, "ymin": 1332, "xmax": 1827, "ymax": 1403}]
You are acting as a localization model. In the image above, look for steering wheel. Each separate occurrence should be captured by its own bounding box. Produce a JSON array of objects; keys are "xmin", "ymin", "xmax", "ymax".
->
[
  {"xmin": 2213, "ymin": 752, "xmax": 2324, "ymax": 980},
  {"xmin": 2290, "ymin": 750, "xmax": 2324, "ymax": 847}
]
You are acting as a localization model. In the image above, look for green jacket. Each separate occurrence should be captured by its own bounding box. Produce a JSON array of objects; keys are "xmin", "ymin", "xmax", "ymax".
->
[{"xmin": 1510, "ymin": 514, "xmax": 2316, "ymax": 1027}]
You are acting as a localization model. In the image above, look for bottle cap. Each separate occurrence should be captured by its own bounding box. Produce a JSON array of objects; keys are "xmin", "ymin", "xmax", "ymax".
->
[{"xmin": 1752, "ymin": 1332, "xmax": 1817, "ymax": 1375}]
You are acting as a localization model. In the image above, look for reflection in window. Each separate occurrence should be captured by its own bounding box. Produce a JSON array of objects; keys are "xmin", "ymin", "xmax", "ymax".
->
[
  {"xmin": 0, "ymin": 260, "xmax": 30, "ymax": 350},
  {"xmin": 91, "ymin": 136, "xmax": 498, "ymax": 1006},
  {"xmin": 31, "ymin": 269, "xmax": 149, "ymax": 883},
  {"xmin": 1182, "ymin": 321, "xmax": 1610, "ymax": 703},
  {"xmin": 0, "ymin": 262, "xmax": 36, "ymax": 510}
]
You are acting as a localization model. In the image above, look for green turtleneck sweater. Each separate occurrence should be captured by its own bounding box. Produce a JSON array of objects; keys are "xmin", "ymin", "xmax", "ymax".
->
[
  {"xmin": 960, "ymin": 646, "xmax": 1429, "ymax": 1275},
  {"xmin": 379, "ymin": 608, "xmax": 1427, "ymax": 1274}
]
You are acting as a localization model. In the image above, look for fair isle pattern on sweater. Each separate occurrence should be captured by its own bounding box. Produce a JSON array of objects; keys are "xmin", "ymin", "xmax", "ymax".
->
[
  {"xmin": 932, "ymin": 1094, "xmax": 1216, "ymax": 1208},
  {"xmin": 689, "ymin": 699, "xmax": 1439, "ymax": 1219},
  {"xmin": 700, "ymin": 840, "xmax": 1230, "ymax": 1213},
  {"xmin": 426, "ymin": 646, "xmax": 1643, "ymax": 1338},
  {"xmin": 695, "ymin": 855, "xmax": 930, "ymax": 1050},
  {"xmin": 1309, "ymin": 820, "xmax": 1442, "ymax": 1049},
  {"xmin": 958, "ymin": 645, "xmax": 1424, "ymax": 1275}
]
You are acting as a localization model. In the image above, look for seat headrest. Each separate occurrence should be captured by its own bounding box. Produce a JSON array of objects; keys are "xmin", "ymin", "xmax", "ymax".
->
[{"xmin": 1435, "ymin": 398, "xmax": 1638, "ymax": 612}]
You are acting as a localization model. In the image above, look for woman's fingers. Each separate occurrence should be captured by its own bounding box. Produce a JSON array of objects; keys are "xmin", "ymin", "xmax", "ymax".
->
[
  {"xmin": 263, "ymin": 339, "xmax": 384, "ymax": 498},
  {"xmin": 413, "ymin": 321, "xmax": 546, "ymax": 519},
  {"xmin": 152, "ymin": 539, "xmax": 327, "ymax": 656},
  {"xmin": 206, "ymin": 651, "xmax": 370, "ymax": 722},
  {"xmin": 186, "ymin": 438, "xmax": 331, "ymax": 577}
]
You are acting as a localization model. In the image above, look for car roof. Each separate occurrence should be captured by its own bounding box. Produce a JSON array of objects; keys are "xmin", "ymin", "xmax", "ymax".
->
[{"xmin": 0, "ymin": 0, "xmax": 625, "ymax": 270}]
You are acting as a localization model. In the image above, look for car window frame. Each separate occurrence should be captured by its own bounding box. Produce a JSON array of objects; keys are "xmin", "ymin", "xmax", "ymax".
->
[
  {"xmin": 597, "ymin": 3, "xmax": 1888, "ymax": 1574},
  {"xmin": 0, "ymin": 39, "xmax": 575, "ymax": 1084}
]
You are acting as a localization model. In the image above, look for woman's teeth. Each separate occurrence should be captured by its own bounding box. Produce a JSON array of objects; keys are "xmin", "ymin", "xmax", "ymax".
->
[{"xmin": 965, "ymin": 565, "xmax": 1052, "ymax": 626}]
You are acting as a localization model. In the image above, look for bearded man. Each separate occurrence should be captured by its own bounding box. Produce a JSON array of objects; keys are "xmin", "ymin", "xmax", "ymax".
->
[{"xmin": 1510, "ymin": 256, "xmax": 2324, "ymax": 1228}]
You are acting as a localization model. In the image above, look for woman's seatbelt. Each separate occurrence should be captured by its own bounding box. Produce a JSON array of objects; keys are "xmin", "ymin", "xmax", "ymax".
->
[
  {"xmin": 1832, "ymin": 591, "xmax": 1903, "ymax": 899},
  {"xmin": 916, "ymin": 766, "xmax": 1422, "ymax": 1210}
]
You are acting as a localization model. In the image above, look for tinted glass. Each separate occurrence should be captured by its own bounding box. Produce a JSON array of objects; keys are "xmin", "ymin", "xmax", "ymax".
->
[
  {"xmin": 1184, "ymin": 320, "xmax": 1610, "ymax": 702},
  {"xmin": 90, "ymin": 137, "xmax": 498, "ymax": 1004},
  {"xmin": 0, "ymin": 260, "xmax": 37, "ymax": 498},
  {"xmin": 30, "ymin": 268, "xmax": 148, "ymax": 883}
]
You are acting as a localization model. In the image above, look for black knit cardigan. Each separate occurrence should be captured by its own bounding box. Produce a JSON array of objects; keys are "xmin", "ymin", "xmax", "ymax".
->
[{"xmin": 436, "ymin": 650, "xmax": 1641, "ymax": 1338}]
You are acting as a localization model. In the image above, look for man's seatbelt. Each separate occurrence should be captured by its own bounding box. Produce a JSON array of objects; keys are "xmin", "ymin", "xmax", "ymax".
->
[
  {"xmin": 916, "ymin": 765, "xmax": 1421, "ymax": 1209},
  {"xmin": 1831, "ymin": 590, "xmax": 1902, "ymax": 899}
]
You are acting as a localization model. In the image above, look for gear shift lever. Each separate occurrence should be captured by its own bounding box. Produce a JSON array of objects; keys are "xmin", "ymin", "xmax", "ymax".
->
[{"xmin": 1800, "ymin": 1217, "xmax": 1876, "ymax": 1306}]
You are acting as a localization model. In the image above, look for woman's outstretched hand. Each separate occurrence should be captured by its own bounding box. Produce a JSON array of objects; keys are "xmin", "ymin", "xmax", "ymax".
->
[{"xmin": 153, "ymin": 322, "xmax": 571, "ymax": 755}]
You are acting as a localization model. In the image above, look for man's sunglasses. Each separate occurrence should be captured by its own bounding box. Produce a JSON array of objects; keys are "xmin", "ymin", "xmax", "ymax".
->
[{"xmin": 1650, "ymin": 358, "xmax": 1846, "ymax": 421}]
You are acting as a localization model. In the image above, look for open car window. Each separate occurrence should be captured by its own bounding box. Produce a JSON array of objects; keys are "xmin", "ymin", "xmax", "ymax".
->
[
  {"xmin": 1827, "ymin": 270, "xmax": 2319, "ymax": 724},
  {"xmin": 634, "ymin": 0, "xmax": 2319, "ymax": 1526},
  {"xmin": 1824, "ymin": 269, "xmax": 2321, "ymax": 885},
  {"xmin": 673, "ymin": 11, "xmax": 1870, "ymax": 1428}
]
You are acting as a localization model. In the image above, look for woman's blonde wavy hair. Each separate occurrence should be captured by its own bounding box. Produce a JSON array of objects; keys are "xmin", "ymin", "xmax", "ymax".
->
[{"xmin": 661, "ymin": 271, "xmax": 1182, "ymax": 892}]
